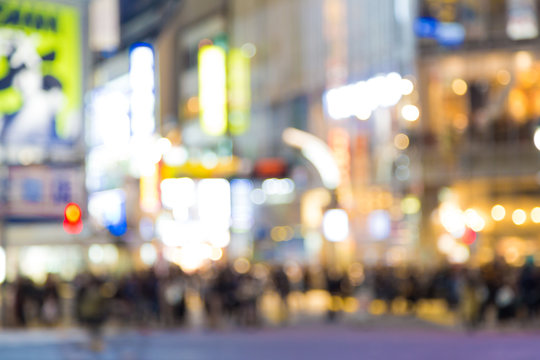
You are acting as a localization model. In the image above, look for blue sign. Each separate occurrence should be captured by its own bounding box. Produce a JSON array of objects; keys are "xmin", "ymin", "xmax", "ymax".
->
[
  {"xmin": 414, "ymin": 17, "xmax": 439, "ymax": 38},
  {"xmin": 106, "ymin": 204, "xmax": 127, "ymax": 237},
  {"xmin": 436, "ymin": 22, "xmax": 466, "ymax": 47},
  {"xmin": 415, "ymin": 17, "xmax": 466, "ymax": 47},
  {"xmin": 88, "ymin": 189, "xmax": 127, "ymax": 237}
]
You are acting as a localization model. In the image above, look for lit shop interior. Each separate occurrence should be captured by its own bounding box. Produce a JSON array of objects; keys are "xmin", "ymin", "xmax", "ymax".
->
[{"xmin": 419, "ymin": 49, "xmax": 540, "ymax": 267}]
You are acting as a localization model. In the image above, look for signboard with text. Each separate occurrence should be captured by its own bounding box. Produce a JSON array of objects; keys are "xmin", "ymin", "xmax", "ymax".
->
[{"xmin": 4, "ymin": 165, "xmax": 85, "ymax": 220}]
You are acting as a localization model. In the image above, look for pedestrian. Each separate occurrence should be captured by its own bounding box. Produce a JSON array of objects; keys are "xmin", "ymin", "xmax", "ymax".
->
[
  {"xmin": 76, "ymin": 275, "xmax": 109, "ymax": 352},
  {"xmin": 272, "ymin": 265, "xmax": 290, "ymax": 324},
  {"xmin": 41, "ymin": 274, "xmax": 61, "ymax": 326},
  {"xmin": 460, "ymin": 271, "xmax": 482, "ymax": 330},
  {"xmin": 14, "ymin": 277, "xmax": 33, "ymax": 327}
]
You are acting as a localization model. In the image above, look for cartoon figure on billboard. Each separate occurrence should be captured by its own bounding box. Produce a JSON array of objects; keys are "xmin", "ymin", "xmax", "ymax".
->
[
  {"xmin": 0, "ymin": 31, "xmax": 65, "ymax": 146},
  {"xmin": 0, "ymin": 1, "xmax": 81, "ymax": 149}
]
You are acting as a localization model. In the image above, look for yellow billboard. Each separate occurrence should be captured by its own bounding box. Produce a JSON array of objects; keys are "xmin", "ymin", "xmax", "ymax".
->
[
  {"xmin": 198, "ymin": 45, "xmax": 227, "ymax": 136},
  {"xmin": 0, "ymin": 0, "xmax": 81, "ymax": 146}
]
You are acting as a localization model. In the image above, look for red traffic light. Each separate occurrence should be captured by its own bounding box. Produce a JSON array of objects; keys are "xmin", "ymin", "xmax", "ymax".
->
[{"xmin": 63, "ymin": 203, "xmax": 83, "ymax": 234}]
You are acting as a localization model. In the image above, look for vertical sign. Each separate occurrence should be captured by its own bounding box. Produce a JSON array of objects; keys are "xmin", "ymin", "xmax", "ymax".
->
[
  {"xmin": 199, "ymin": 45, "xmax": 227, "ymax": 136},
  {"xmin": 130, "ymin": 44, "xmax": 155, "ymax": 137},
  {"xmin": 228, "ymin": 48, "xmax": 251, "ymax": 135}
]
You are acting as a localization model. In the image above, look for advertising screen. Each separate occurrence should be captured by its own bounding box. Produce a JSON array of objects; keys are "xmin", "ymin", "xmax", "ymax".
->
[{"xmin": 0, "ymin": 0, "xmax": 81, "ymax": 148}]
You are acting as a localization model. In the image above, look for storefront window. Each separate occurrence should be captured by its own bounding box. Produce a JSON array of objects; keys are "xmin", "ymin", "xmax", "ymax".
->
[{"xmin": 422, "ymin": 51, "xmax": 540, "ymax": 151}]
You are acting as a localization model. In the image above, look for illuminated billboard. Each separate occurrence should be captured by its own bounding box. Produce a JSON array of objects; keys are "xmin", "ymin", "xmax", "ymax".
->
[
  {"xmin": 0, "ymin": 0, "xmax": 81, "ymax": 147},
  {"xmin": 228, "ymin": 48, "xmax": 250, "ymax": 135},
  {"xmin": 130, "ymin": 43, "xmax": 155, "ymax": 137},
  {"xmin": 198, "ymin": 45, "xmax": 227, "ymax": 136}
]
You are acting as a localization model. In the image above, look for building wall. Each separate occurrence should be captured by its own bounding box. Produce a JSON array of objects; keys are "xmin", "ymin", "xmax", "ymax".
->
[
  {"xmin": 415, "ymin": 1, "xmax": 540, "ymax": 264},
  {"xmin": 155, "ymin": 0, "xmax": 420, "ymax": 264}
]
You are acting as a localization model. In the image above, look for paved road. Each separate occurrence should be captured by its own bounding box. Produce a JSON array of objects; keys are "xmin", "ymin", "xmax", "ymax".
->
[{"xmin": 0, "ymin": 323, "xmax": 539, "ymax": 360}]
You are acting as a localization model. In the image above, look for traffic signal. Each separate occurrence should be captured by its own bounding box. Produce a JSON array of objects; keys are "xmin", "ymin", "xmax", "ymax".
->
[{"xmin": 63, "ymin": 202, "xmax": 83, "ymax": 234}]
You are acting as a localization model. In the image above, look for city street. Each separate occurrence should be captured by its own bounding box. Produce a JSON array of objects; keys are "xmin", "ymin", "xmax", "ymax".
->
[
  {"xmin": 1, "ymin": 321, "xmax": 540, "ymax": 360},
  {"xmin": 3, "ymin": 1, "xmax": 540, "ymax": 359}
]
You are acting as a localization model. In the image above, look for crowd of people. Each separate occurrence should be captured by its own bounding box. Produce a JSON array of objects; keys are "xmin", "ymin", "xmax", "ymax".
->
[
  {"xmin": 372, "ymin": 259, "xmax": 540, "ymax": 328},
  {"xmin": 7, "ymin": 264, "xmax": 293, "ymax": 329},
  {"xmin": 6, "ymin": 259, "xmax": 540, "ymax": 332}
]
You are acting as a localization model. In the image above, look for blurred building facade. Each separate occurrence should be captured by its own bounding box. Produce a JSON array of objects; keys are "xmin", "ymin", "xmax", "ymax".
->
[
  {"xmin": 0, "ymin": 0, "xmax": 89, "ymax": 283},
  {"xmin": 85, "ymin": 0, "xmax": 185, "ymax": 277},
  {"xmin": 415, "ymin": 0, "xmax": 540, "ymax": 266},
  {"xmin": 156, "ymin": 0, "xmax": 419, "ymax": 269},
  {"xmin": 8, "ymin": 0, "xmax": 540, "ymax": 284},
  {"xmin": 0, "ymin": 0, "xmax": 183, "ymax": 284}
]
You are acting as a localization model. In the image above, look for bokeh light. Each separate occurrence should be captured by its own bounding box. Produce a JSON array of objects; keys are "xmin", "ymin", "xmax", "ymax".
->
[
  {"xmin": 368, "ymin": 210, "xmax": 391, "ymax": 240},
  {"xmin": 496, "ymin": 69, "xmax": 511, "ymax": 85},
  {"xmin": 491, "ymin": 204, "xmax": 506, "ymax": 221},
  {"xmin": 453, "ymin": 113, "xmax": 468, "ymax": 130},
  {"xmin": 512, "ymin": 209, "xmax": 527, "ymax": 225},
  {"xmin": 394, "ymin": 133, "xmax": 410, "ymax": 150},
  {"xmin": 355, "ymin": 108, "xmax": 371, "ymax": 120},
  {"xmin": 88, "ymin": 244, "xmax": 105, "ymax": 264},
  {"xmin": 400, "ymin": 78, "xmax": 414, "ymax": 95},
  {"xmin": 515, "ymin": 51, "xmax": 533, "ymax": 70},
  {"xmin": 439, "ymin": 203, "xmax": 466, "ymax": 238},
  {"xmin": 140, "ymin": 243, "xmax": 157, "ymax": 266},
  {"xmin": 532, "ymin": 207, "xmax": 540, "ymax": 223},
  {"xmin": 462, "ymin": 228, "xmax": 477, "ymax": 245},
  {"xmin": 464, "ymin": 208, "xmax": 485, "ymax": 232},
  {"xmin": 437, "ymin": 233, "xmax": 456, "ymax": 254},
  {"xmin": 451, "ymin": 78, "xmax": 468, "ymax": 95},
  {"xmin": 323, "ymin": 209, "xmax": 349, "ymax": 242},
  {"xmin": 448, "ymin": 243, "xmax": 470, "ymax": 264},
  {"xmin": 209, "ymin": 247, "xmax": 223, "ymax": 261},
  {"xmin": 401, "ymin": 104, "xmax": 420, "ymax": 121},
  {"xmin": 233, "ymin": 258, "xmax": 251, "ymax": 274},
  {"xmin": 534, "ymin": 127, "xmax": 540, "ymax": 151},
  {"xmin": 401, "ymin": 195, "xmax": 421, "ymax": 215},
  {"xmin": 241, "ymin": 43, "xmax": 257, "ymax": 58}
]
